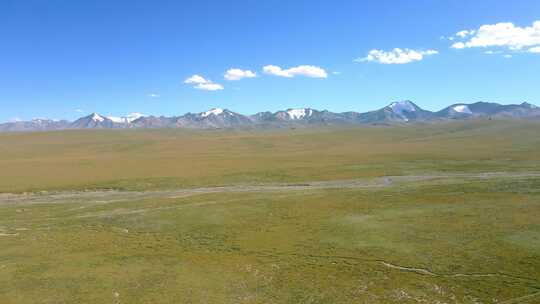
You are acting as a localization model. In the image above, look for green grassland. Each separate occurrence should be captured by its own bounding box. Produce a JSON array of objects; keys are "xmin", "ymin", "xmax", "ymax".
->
[{"xmin": 1, "ymin": 120, "xmax": 540, "ymax": 303}]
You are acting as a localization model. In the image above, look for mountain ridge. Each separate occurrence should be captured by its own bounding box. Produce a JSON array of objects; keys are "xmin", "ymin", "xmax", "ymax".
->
[{"xmin": 2, "ymin": 101, "xmax": 539, "ymax": 132}]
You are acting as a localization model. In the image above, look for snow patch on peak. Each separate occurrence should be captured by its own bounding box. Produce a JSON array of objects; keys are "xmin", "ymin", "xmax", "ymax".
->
[
  {"xmin": 201, "ymin": 108, "xmax": 225, "ymax": 117},
  {"xmin": 107, "ymin": 116, "xmax": 123, "ymax": 123},
  {"xmin": 287, "ymin": 108, "xmax": 312, "ymax": 120},
  {"xmin": 452, "ymin": 105, "xmax": 472, "ymax": 114},
  {"xmin": 388, "ymin": 101, "xmax": 417, "ymax": 121},
  {"xmin": 91, "ymin": 113, "xmax": 105, "ymax": 122},
  {"xmin": 106, "ymin": 113, "xmax": 146, "ymax": 123},
  {"xmin": 389, "ymin": 101, "xmax": 416, "ymax": 114},
  {"xmin": 126, "ymin": 113, "xmax": 145, "ymax": 122}
]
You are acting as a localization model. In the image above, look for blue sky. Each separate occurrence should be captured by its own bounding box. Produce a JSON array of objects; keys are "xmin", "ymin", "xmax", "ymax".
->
[{"xmin": 1, "ymin": 0, "xmax": 540, "ymax": 122}]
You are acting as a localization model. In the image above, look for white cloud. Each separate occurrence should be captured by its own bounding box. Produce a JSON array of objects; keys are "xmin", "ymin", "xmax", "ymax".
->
[
  {"xmin": 75, "ymin": 109, "xmax": 83, "ymax": 113},
  {"xmin": 452, "ymin": 42, "xmax": 465, "ymax": 49},
  {"xmin": 263, "ymin": 65, "xmax": 290, "ymax": 77},
  {"xmin": 455, "ymin": 30, "xmax": 475, "ymax": 38},
  {"xmin": 184, "ymin": 74, "xmax": 224, "ymax": 91},
  {"xmin": 194, "ymin": 83, "xmax": 224, "ymax": 91},
  {"xmin": 357, "ymin": 48, "xmax": 438, "ymax": 64},
  {"xmin": 224, "ymin": 68, "xmax": 256, "ymax": 80},
  {"xmin": 262, "ymin": 65, "xmax": 328, "ymax": 78},
  {"xmin": 148, "ymin": 93, "xmax": 160, "ymax": 98},
  {"xmin": 451, "ymin": 20, "xmax": 540, "ymax": 51},
  {"xmin": 503, "ymin": 54, "xmax": 513, "ymax": 58},
  {"xmin": 529, "ymin": 46, "xmax": 540, "ymax": 53},
  {"xmin": 184, "ymin": 74, "xmax": 208, "ymax": 85}
]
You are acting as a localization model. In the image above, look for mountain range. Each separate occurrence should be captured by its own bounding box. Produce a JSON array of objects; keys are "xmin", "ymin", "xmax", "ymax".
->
[{"xmin": 2, "ymin": 101, "xmax": 539, "ymax": 132}]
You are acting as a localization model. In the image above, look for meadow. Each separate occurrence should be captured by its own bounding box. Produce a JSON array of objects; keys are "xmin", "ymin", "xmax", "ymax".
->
[{"xmin": 1, "ymin": 120, "xmax": 540, "ymax": 303}]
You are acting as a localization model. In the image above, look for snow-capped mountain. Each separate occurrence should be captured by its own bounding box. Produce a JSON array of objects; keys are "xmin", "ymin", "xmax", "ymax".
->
[
  {"xmin": 200, "ymin": 108, "xmax": 225, "ymax": 117},
  {"xmin": 436, "ymin": 102, "xmax": 540, "ymax": 119},
  {"xmin": 107, "ymin": 113, "xmax": 146, "ymax": 124},
  {"xmin": 251, "ymin": 108, "xmax": 351, "ymax": 125},
  {"xmin": 357, "ymin": 100, "xmax": 434, "ymax": 123},
  {"xmin": 389, "ymin": 101, "xmax": 417, "ymax": 118},
  {"xmin": 285, "ymin": 108, "xmax": 313, "ymax": 120},
  {"xmin": 387, "ymin": 100, "xmax": 435, "ymax": 121},
  {"xmin": 70, "ymin": 113, "xmax": 117, "ymax": 129},
  {"xmin": 70, "ymin": 113, "xmax": 149, "ymax": 129},
  {"xmin": 2, "ymin": 101, "xmax": 539, "ymax": 132},
  {"xmin": 272, "ymin": 108, "xmax": 314, "ymax": 121},
  {"xmin": 436, "ymin": 104, "xmax": 474, "ymax": 118},
  {"xmin": 174, "ymin": 108, "xmax": 253, "ymax": 129},
  {"xmin": 451, "ymin": 105, "xmax": 473, "ymax": 115}
]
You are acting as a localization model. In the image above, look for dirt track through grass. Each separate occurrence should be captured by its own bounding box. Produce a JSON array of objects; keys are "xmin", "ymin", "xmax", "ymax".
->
[{"xmin": 2, "ymin": 171, "xmax": 539, "ymax": 207}]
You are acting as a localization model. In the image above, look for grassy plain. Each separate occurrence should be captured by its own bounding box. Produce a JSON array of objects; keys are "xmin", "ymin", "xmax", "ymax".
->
[
  {"xmin": 0, "ymin": 120, "xmax": 539, "ymax": 193},
  {"xmin": 1, "ymin": 120, "xmax": 540, "ymax": 303}
]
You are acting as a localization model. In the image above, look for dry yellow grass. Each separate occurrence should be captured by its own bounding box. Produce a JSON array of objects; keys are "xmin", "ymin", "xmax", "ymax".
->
[{"xmin": 1, "ymin": 120, "xmax": 539, "ymax": 193}]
